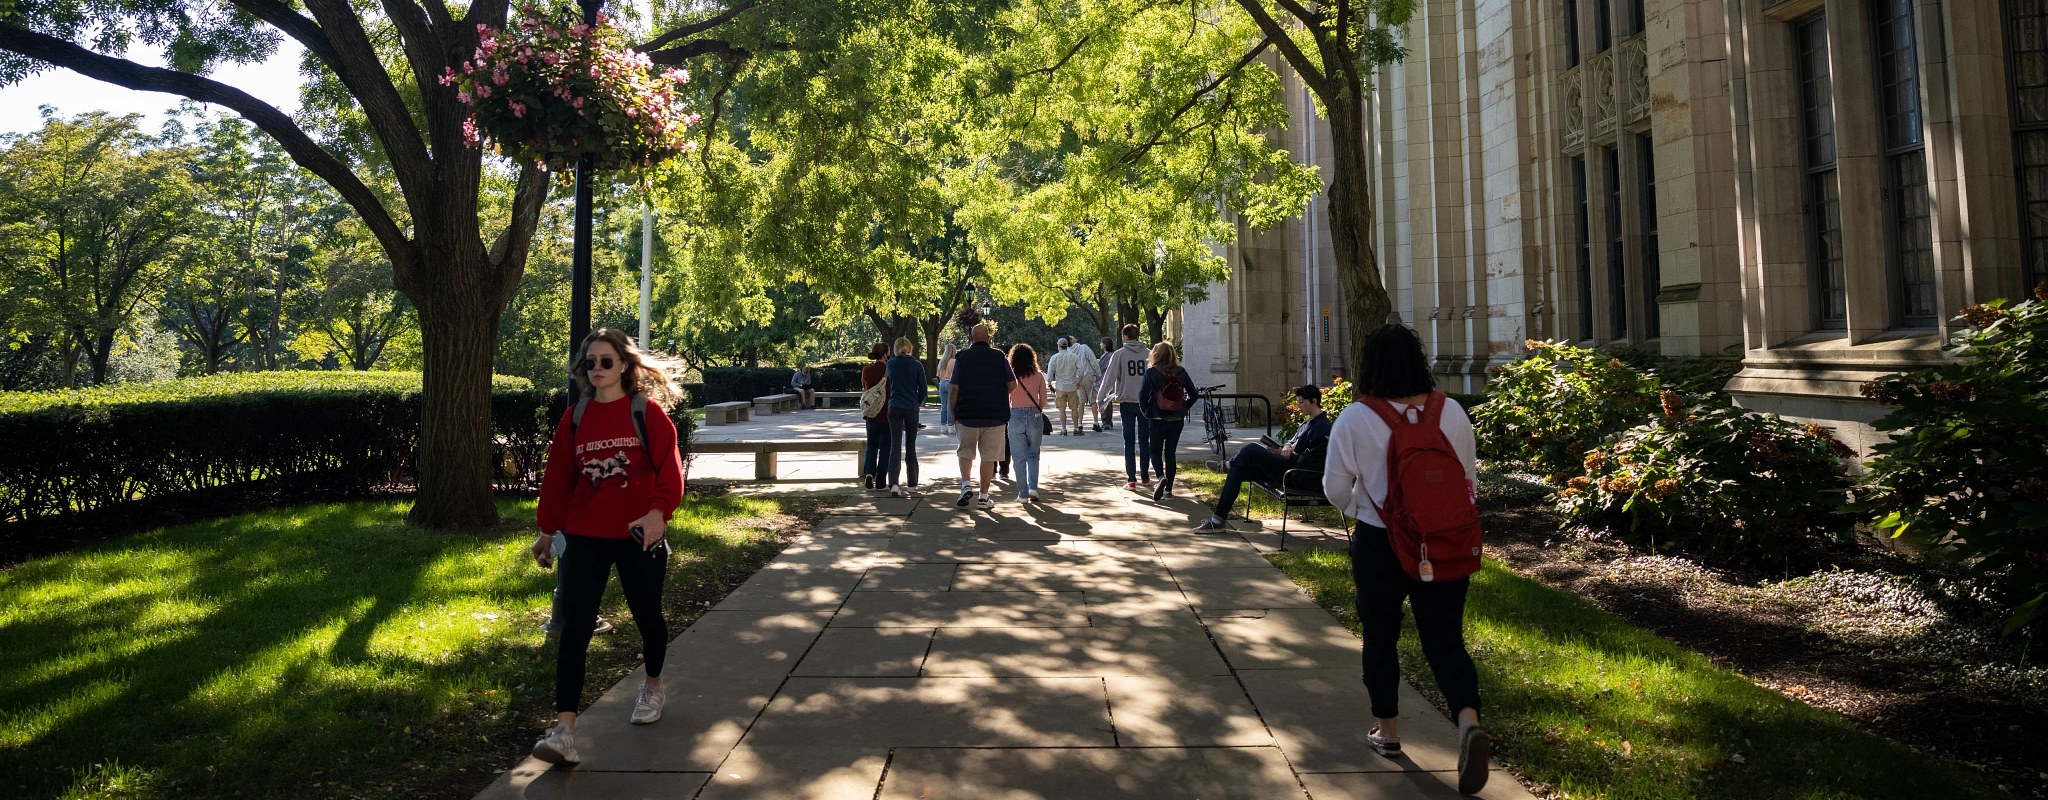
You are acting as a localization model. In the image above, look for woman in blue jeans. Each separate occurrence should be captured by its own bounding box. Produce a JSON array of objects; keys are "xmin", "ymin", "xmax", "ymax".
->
[
  {"xmin": 936, "ymin": 343, "xmax": 957, "ymax": 434},
  {"xmin": 1005, "ymin": 343, "xmax": 1048, "ymax": 501},
  {"xmin": 859, "ymin": 343, "xmax": 889, "ymax": 490},
  {"xmin": 1138, "ymin": 341, "xmax": 1198, "ymax": 502}
]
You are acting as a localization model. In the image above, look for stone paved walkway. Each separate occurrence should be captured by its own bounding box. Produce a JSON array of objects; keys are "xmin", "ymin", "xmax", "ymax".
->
[{"xmin": 478, "ymin": 426, "xmax": 1535, "ymax": 799}]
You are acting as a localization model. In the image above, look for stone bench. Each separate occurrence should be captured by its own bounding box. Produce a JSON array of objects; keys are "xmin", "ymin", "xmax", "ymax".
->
[
  {"xmin": 703, "ymin": 401, "xmax": 751, "ymax": 426},
  {"xmin": 814, "ymin": 390, "xmax": 863, "ymax": 409},
  {"xmin": 693, "ymin": 438, "xmax": 866, "ymax": 480},
  {"xmin": 752, "ymin": 393, "xmax": 800, "ymax": 414}
]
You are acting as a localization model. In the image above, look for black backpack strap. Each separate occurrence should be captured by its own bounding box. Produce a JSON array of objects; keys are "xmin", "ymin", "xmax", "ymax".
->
[
  {"xmin": 571, "ymin": 396, "xmax": 590, "ymax": 437},
  {"xmin": 631, "ymin": 395, "xmax": 653, "ymax": 462}
]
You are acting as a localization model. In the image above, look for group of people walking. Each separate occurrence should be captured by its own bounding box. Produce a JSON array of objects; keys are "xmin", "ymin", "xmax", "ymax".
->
[
  {"xmin": 851, "ymin": 322, "xmax": 1207, "ymax": 508},
  {"xmin": 523, "ymin": 321, "xmax": 1493, "ymax": 796}
]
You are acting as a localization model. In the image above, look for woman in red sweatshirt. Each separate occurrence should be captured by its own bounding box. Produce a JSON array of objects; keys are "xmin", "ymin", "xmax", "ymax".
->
[{"xmin": 529, "ymin": 328, "xmax": 686, "ymax": 765}]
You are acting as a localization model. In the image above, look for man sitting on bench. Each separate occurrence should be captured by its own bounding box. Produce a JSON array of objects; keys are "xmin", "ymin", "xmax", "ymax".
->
[{"xmin": 1192, "ymin": 385, "xmax": 1332, "ymax": 533}]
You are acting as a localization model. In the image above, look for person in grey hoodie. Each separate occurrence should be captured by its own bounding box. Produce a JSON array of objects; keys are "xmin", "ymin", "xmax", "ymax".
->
[{"xmin": 1097, "ymin": 324, "xmax": 1154, "ymax": 489}]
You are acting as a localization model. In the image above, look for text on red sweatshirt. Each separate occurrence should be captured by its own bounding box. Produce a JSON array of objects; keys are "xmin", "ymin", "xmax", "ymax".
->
[{"xmin": 535, "ymin": 394, "xmax": 685, "ymax": 538}]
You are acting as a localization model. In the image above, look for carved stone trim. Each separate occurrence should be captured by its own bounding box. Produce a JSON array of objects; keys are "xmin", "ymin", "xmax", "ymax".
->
[
  {"xmin": 1620, "ymin": 35, "xmax": 1649, "ymax": 124},
  {"xmin": 1588, "ymin": 50, "xmax": 1616, "ymax": 140},
  {"xmin": 1562, "ymin": 64, "xmax": 1586, "ymax": 151}
]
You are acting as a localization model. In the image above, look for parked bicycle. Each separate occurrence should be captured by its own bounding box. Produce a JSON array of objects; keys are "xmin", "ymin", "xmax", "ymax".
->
[{"xmin": 1197, "ymin": 384, "xmax": 1230, "ymax": 456}]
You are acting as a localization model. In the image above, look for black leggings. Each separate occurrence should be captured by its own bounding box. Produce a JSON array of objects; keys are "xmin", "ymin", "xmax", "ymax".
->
[
  {"xmin": 1350, "ymin": 523, "xmax": 1480, "ymax": 725},
  {"xmin": 1147, "ymin": 417, "xmax": 1185, "ymax": 491},
  {"xmin": 555, "ymin": 534, "xmax": 669, "ymax": 713}
]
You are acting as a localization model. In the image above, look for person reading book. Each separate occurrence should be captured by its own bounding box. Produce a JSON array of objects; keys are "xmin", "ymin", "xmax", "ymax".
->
[{"xmin": 1192, "ymin": 385, "xmax": 1332, "ymax": 532}]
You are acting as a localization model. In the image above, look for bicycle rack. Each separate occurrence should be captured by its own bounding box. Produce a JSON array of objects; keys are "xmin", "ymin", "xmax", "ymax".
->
[{"xmin": 1198, "ymin": 393, "xmax": 1274, "ymax": 439}]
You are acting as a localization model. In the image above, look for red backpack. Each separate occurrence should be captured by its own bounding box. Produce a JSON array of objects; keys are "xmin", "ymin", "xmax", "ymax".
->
[
  {"xmin": 1363, "ymin": 392, "xmax": 1482, "ymax": 582},
  {"xmin": 1156, "ymin": 369, "xmax": 1189, "ymax": 414}
]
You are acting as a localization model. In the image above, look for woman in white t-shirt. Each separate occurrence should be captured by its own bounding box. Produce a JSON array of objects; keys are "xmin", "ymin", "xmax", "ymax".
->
[{"xmin": 1322, "ymin": 323, "xmax": 1489, "ymax": 795}]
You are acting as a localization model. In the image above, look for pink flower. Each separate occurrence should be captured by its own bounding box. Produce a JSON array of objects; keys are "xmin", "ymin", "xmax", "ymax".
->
[
  {"xmin": 572, "ymin": 97, "xmax": 584, "ymax": 110},
  {"xmin": 476, "ymin": 23, "xmax": 489, "ymax": 33},
  {"xmin": 474, "ymin": 48, "xmax": 485, "ymax": 62},
  {"xmin": 624, "ymin": 107, "xmax": 636, "ymax": 117},
  {"xmin": 493, "ymin": 71, "xmax": 508, "ymax": 85},
  {"xmin": 463, "ymin": 60, "xmax": 475, "ymax": 73},
  {"xmin": 457, "ymin": 91, "xmax": 472, "ymax": 104},
  {"xmin": 510, "ymin": 101, "xmax": 527, "ymax": 118},
  {"xmin": 477, "ymin": 84, "xmax": 492, "ymax": 98}
]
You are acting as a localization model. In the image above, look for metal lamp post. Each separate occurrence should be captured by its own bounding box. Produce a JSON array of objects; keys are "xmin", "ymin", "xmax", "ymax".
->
[{"xmin": 566, "ymin": 0, "xmax": 602, "ymax": 401}]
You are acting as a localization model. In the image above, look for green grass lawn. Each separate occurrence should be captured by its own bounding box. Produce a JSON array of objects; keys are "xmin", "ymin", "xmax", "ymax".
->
[
  {"xmin": 1174, "ymin": 460, "xmax": 1348, "ymax": 527},
  {"xmin": 1268, "ymin": 549, "xmax": 2007, "ymax": 799},
  {"xmin": 0, "ymin": 494, "xmax": 800, "ymax": 800}
]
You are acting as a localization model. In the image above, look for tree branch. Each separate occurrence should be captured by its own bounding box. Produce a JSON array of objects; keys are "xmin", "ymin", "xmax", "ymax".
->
[
  {"xmin": 636, "ymin": 0, "xmax": 771, "ymax": 54},
  {"xmin": 1022, "ymin": 33, "xmax": 1093, "ymax": 80},
  {"xmin": 1233, "ymin": 0, "xmax": 1327, "ymax": 92},
  {"xmin": 490, "ymin": 165, "xmax": 549, "ymax": 299},
  {"xmin": 647, "ymin": 39, "xmax": 795, "ymax": 66},
  {"xmin": 224, "ymin": 0, "xmax": 344, "ymax": 70},
  {"xmin": 301, "ymin": 0, "xmax": 435, "ymax": 194},
  {"xmin": 1117, "ymin": 38, "xmax": 1269, "ymax": 166},
  {"xmin": 0, "ymin": 23, "xmax": 409, "ymax": 259}
]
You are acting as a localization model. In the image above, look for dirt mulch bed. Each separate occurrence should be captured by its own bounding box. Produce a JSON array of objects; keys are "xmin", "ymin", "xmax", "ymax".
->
[{"xmin": 1478, "ymin": 488, "xmax": 2048, "ymax": 797}]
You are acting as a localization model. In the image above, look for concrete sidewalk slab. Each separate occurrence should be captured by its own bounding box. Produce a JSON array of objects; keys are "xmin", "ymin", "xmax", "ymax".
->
[
  {"xmin": 1103, "ymin": 675, "xmax": 1277, "ymax": 746},
  {"xmin": 920, "ymin": 624, "xmax": 1230, "ymax": 678},
  {"xmin": 474, "ymin": 766, "xmax": 710, "ymax": 800},
  {"xmin": 791, "ymin": 626, "xmax": 936, "ymax": 677},
  {"xmin": 876, "ymin": 746, "xmax": 1309, "ymax": 800},
  {"xmin": 697, "ymin": 746, "xmax": 889, "ymax": 800},
  {"xmin": 713, "ymin": 565, "xmax": 865, "ymax": 611},
  {"xmin": 742, "ymin": 676, "xmax": 1115, "ymax": 747},
  {"xmin": 1205, "ymin": 607, "xmax": 1365, "ymax": 670},
  {"xmin": 834, "ymin": 590, "xmax": 1089, "ymax": 628}
]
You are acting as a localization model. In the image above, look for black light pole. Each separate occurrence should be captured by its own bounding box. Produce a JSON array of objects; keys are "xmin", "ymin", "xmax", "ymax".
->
[{"xmin": 566, "ymin": 0, "xmax": 602, "ymax": 401}]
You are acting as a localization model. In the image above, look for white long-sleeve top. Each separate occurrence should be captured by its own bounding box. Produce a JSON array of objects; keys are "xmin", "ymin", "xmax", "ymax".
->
[{"xmin": 1322, "ymin": 397, "xmax": 1478, "ymax": 528}]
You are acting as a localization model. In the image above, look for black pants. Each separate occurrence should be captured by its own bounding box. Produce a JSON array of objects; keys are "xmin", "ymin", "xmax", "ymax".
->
[
  {"xmin": 1119, "ymin": 402, "xmax": 1153, "ymax": 481},
  {"xmin": 1350, "ymin": 522, "xmax": 1480, "ymax": 724},
  {"xmin": 555, "ymin": 534, "xmax": 669, "ymax": 713},
  {"xmin": 1215, "ymin": 442, "xmax": 1288, "ymax": 518},
  {"xmin": 863, "ymin": 416, "xmax": 890, "ymax": 487},
  {"xmin": 1148, "ymin": 417, "xmax": 1185, "ymax": 492},
  {"xmin": 885, "ymin": 406, "xmax": 919, "ymax": 486}
]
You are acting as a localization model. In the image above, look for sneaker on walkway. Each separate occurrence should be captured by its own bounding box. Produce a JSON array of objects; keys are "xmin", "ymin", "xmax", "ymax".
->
[
  {"xmin": 630, "ymin": 682, "xmax": 665, "ymax": 725},
  {"xmin": 1123, "ymin": 481, "xmax": 1137, "ymax": 491},
  {"xmin": 1139, "ymin": 477, "xmax": 1153, "ymax": 486},
  {"xmin": 1192, "ymin": 516, "xmax": 1230, "ymax": 533},
  {"xmin": 975, "ymin": 494, "xmax": 994, "ymax": 510},
  {"xmin": 1027, "ymin": 489, "xmax": 1041, "ymax": 502},
  {"xmin": 592, "ymin": 616, "xmax": 614, "ymax": 635},
  {"xmin": 1457, "ymin": 725, "xmax": 1491, "ymax": 794},
  {"xmin": 532, "ymin": 722, "xmax": 580, "ymax": 764},
  {"xmin": 890, "ymin": 485, "xmax": 908, "ymax": 498},
  {"xmin": 1152, "ymin": 482, "xmax": 1169, "ymax": 502},
  {"xmin": 1204, "ymin": 459, "xmax": 1228, "ymax": 474},
  {"xmin": 1093, "ymin": 423, "xmax": 1103, "ymax": 432},
  {"xmin": 1366, "ymin": 725, "xmax": 1402, "ymax": 757},
  {"xmin": 956, "ymin": 487, "xmax": 974, "ymax": 507}
]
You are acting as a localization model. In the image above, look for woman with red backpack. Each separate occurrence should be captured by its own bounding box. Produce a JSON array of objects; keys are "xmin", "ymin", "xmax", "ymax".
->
[
  {"xmin": 1137, "ymin": 341, "xmax": 1199, "ymax": 502},
  {"xmin": 1323, "ymin": 323, "xmax": 1490, "ymax": 795}
]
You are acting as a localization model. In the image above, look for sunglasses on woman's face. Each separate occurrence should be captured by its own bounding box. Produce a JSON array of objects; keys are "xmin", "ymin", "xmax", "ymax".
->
[{"xmin": 579, "ymin": 356, "xmax": 617, "ymax": 371}]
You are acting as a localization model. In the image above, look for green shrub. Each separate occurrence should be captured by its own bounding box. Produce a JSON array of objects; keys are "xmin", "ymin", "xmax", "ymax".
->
[
  {"xmin": 1473, "ymin": 340, "xmax": 1661, "ymax": 481},
  {"xmin": 1278, "ymin": 377, "xmax": 1354, "ymax": 440},
  {"xmin": 1557, "ymin": 393, "xmax": 1856, "ymax": 565},
  {"xmin": 1860, "ymin": 294, "xmax": 2048, "ymax": 633},
  {"xmin": 1612, "ymin": 346, "xmax": 1741, "ymax": 400},
  {"xmin": 0, "ymin": 373, "xmax": 699, "ymax": 524}
]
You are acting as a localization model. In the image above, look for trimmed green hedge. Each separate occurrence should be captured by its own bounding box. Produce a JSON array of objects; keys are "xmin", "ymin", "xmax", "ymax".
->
[{"xmin": 0, "ymin": 372, "xmax": 707, "ymax": 524}]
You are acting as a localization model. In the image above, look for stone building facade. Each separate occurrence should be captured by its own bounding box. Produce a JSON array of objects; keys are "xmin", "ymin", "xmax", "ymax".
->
[{"xmin": 1183, "ymin": 0, "xmax": 2042, "ymax": 452}]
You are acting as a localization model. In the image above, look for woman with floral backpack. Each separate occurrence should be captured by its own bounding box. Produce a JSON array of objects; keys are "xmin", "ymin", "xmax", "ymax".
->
[{"xmin": 1323, "ymin": 323, "xmax": 1490, "ymax": 795}]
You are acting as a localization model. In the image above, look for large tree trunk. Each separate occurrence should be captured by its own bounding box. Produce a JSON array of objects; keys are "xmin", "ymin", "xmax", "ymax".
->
[
  {"xmin": 407, "ymin": 246, "xmax": 507, "ymax": 529},
  {"xmin": 1322, "ymin": 91, "xmax": 1391, "ymax": 352}
]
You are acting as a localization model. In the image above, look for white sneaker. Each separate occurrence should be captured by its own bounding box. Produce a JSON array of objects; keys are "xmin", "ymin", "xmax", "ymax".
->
[
  {"xmin": 1192, "ymin": 516, "xmax": 1231, "ymax": 533},
  {"xmin": 975, "ymin": 494, "xmax": 994, "ymax": 510},
  {"xmin": 630, "ymin": 681, "xmax": 665, "ymax": 725},
  {"xmin": 890, "ymin": 485, "xmax": 908, "ymax": 498},
  {"xmin": 1028, "ymin": 489, "xmax": 1041, "ymax": 501},
  {"xmin": 532, "ymin": 721, "xmax": 580, "ymax": 764}
]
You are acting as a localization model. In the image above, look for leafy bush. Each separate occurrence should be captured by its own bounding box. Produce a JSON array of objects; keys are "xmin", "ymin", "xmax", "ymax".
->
[
  {"xmin": 1279, "ymin": 378, "xmax": 1353, "ymax": 440},
  {"xmin": 0, "ymin": 372, "xmax": 692, "ymax": 524},
  {"xmin": 1860, "ymin": 293, "xmax": 2048, "ymax": 633},
  {"xmin": 692, "ymin": 366, "xmax": 865, "ymax": 405},
  {"xmin": 1556, "ymin": 391, "xmax": 1856, "ymax": 565},
  {"xmin": 1612, "ymin": 346, "xmax": 1741, "ymax": 400},
  {"xmin": 1473, "ymin": 340, "xmax": 1661, "ymax": 480}
]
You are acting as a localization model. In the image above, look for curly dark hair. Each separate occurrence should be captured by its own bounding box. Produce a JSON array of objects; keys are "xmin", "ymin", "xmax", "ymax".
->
[
  {"xmin": 1354, "ymin": 324, "xmax": 1436, "ymax": 398},
  {"xmin": 1009, "ymin": 343, "xmax": 1038, "ymax": 377}
]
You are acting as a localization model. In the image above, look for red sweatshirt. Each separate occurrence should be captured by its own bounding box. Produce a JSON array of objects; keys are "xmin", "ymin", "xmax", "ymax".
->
[{"xmin": 536, "ymin": 394, "xmax": 685, "ymax": 539}]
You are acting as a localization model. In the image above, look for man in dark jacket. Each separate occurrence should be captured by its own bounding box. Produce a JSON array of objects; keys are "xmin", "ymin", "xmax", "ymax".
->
[
  {"xmin": 1193, "ymin": 385, "xmax": 1333, "ymax": 532},
  {"xmin": 947, "ymin": 323, "xmax": 1015, "ymax": 509}
]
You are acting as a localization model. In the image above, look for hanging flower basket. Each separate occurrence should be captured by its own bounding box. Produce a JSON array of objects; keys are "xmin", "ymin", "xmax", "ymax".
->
[{"xmin": 441, "ymin": 4, "xmax": 698, "ymax": 176}]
